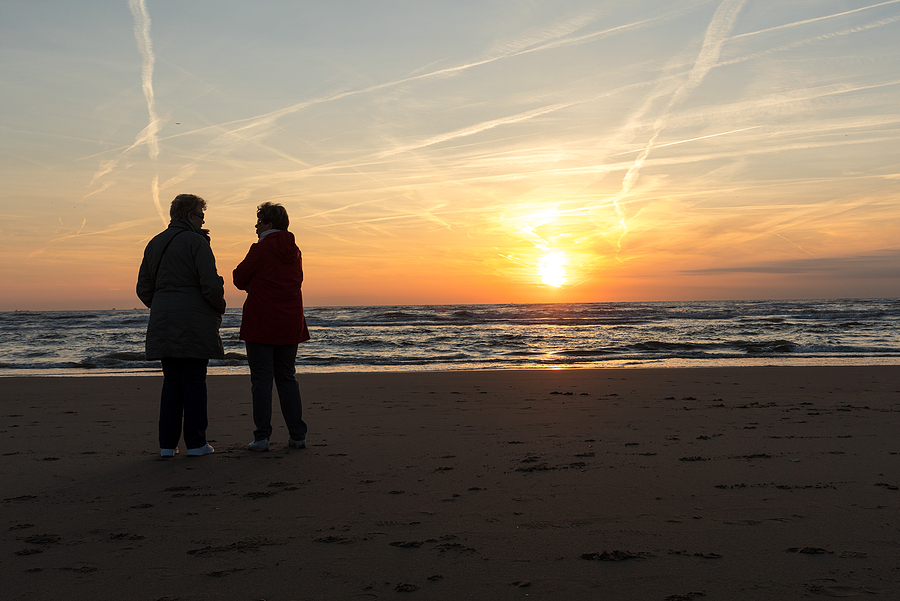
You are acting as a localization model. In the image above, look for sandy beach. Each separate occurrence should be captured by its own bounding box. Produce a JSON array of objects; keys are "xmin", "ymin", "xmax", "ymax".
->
[{"xmin": 3, "ymin": 366, "xmax": 900, "ymax": 600}]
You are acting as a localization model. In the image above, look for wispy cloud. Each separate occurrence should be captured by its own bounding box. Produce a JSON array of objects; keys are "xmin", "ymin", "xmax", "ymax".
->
[{"xmin": 682, "ymin": 249, "xmax": 900, "ymax": 278}]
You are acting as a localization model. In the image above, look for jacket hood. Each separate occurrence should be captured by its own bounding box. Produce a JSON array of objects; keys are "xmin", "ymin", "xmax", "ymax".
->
[{"xmin": 262, "ymin": 230, "xmax": 300, "ymax": 264}]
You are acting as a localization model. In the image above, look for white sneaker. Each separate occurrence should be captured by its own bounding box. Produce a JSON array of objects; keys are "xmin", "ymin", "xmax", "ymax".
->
[
  {"xmin": 160, "ymin": 448, "xmax": 179, "ymax": 457},
  {"xmin": 248, "ymin": 439, "xmax": 269, "ymax": 452},
  {"xmin": 289, "ymin": 438, "xmax": 306, "ymax": 449},
  {"xmin": 186, "ymin": 443, "xmax": 214, "ymax": 456}
]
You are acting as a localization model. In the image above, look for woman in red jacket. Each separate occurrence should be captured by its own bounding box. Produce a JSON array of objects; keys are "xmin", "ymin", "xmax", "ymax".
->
[{"xmin": 233, "ymin": 202, "xmax": 311, "ymax": 451}]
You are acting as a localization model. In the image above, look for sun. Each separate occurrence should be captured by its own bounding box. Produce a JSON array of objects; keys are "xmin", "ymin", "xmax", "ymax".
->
[{"xmin": 537, "ymin": 252, "xmax": 568, "ymax": 287}]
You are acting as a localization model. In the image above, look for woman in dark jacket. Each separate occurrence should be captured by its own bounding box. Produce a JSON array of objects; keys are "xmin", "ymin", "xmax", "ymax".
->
[
  {"xmin": 233, "ymin": 202, "xmax": 310, "ymax": 452},
  {"xmin": 137, "ymin": 193, "xmax": 225, "ymax": 457}
]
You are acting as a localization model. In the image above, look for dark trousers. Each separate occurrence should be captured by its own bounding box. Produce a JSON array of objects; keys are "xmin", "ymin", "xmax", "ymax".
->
[
  {"xmin": 245, "ymin": 342, "xmax": 307, "ymax": 442},
  {"xmin": 159, "ymin": 357, "xmax": 209, "ymax": 449}
]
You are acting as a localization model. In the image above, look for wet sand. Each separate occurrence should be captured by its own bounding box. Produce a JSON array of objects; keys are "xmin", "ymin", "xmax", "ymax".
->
[{"xmin": 3, "ymin": 367, "xmax": 900, "ymax": 600}]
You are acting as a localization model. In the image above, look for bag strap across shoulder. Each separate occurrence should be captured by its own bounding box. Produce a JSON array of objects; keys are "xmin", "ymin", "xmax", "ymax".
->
[{"xmin": 152, "ymin": 229, "xmax": 188, "ymax": 285}]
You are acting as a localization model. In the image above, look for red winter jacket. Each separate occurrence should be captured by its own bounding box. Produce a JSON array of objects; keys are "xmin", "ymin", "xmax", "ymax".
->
[{"xmin": 233, "ymin": 230, "xmax": 311, "ymax": 345}]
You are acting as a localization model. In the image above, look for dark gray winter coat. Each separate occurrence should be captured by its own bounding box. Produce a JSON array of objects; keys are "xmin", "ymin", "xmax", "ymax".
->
[{"xmin": 136, "ymin": 220, "xmax": 226, "ymax": 360}]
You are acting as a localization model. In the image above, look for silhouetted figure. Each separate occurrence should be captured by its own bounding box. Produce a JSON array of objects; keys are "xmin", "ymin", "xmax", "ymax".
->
[
  {"xmin": 137, "ymin": 194, "xmax": 225, "ymax": 457},
  {"xmin": 233, "ymin": 202, "xmax": 310, "ymax": 452}
]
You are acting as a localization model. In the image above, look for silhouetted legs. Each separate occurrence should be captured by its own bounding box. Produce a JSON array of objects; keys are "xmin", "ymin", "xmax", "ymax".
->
[
  {"xmin": 245, "ymin": 342, "xmax": 307, "ymax": 442},
  {"xmin": 159, "ymin": 357, "xmax": 209, "ymax": 449}
]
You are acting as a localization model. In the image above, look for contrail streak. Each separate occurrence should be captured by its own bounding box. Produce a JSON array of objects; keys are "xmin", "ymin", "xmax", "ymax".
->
[
  {"xmin": 379, "ymin": 101, "xmax": 579, "ymax": 158},
  {"xmin": 228, "ymin": 94, "xmax": 603, "ymax": 192},
  {"xmin": 128, "ymin": 0, "xmax": 165, "ymax": 224},
  {"xmin": 720, "ymin": 13, "xmax": 900, "ymax": 68},
  {"xmin": 205, "ymin": 6, "xmax": 697, "ymax": 150},
  {"xmin": 667, "ymin": 0, "xmax": 747, "ymax": 113},
  {"xmin": 609, "ymin": 0, "xmax": 747, "ymax": 250},
  {"xmin": 610, "ymin": 126, "xmax": 762, "ymax": 156},
  {"xmin": 128, "ymin": 0, "xmax": 160, "ymax": 160},
  {"xmin": 731, "ymin": 0, "xmax": 900, "ymax": 39},
  {"xmin": 27, "ymin": 216, "xmax": 158, "ymax": 257},
  {"xmin": 86, "ymin": 3, "xmax": 695, "ymax": 202},
  {"xmin": 83, "ymin": 181, "xmax": 114, "ymax": 199},
  {"xmin": 89, "ymin": 160, "xmax": 118, "ymax": 186},
  {"xmin": 775, "ymin": 233, "xmax": 817, "ymax": 257}
]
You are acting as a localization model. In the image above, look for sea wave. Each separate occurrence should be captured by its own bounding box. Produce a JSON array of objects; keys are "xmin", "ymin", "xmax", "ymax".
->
[{"xmin": 1, "ymin": 299, "xmax": 898, "ymax": 375}]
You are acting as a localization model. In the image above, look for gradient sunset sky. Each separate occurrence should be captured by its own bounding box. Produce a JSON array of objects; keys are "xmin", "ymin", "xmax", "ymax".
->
[{"xmin": 2, "ymin": 0, "xmax": 899, "ymax": 310}]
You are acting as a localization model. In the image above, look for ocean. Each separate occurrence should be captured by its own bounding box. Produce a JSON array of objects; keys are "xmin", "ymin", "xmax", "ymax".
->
[{"xmin": 0, "ymin": 299, "xmax": 898, "ymax": 376}]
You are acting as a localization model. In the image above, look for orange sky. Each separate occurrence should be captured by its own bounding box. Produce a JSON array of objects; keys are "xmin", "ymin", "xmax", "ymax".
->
[{"xmin": 2, "ymin": 1, "xmax": 899, "ymax": 310}]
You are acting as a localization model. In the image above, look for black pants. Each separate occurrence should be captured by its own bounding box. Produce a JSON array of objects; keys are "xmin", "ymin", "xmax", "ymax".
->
[
  {"xmin": 246, "ymin": 342, "xmax": 307, "ymax": 442},
  {"xmin": 159, "ymin": 357, "xmax": 209, "ymax": 449}
]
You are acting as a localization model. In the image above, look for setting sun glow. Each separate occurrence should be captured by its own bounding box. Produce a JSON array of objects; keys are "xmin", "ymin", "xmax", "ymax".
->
[
  {"xmin": 537, "ymin": 252, "xmax": 568, "ymax": 287},
  {"xmin": 1, "ymin": 2, "xmax": 899, "ymax": 310}
]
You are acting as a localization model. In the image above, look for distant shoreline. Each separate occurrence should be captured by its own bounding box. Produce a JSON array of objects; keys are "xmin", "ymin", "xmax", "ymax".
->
[{"xmin": 3, "ymin": 355, "xmax": 900, "ymax": 378}]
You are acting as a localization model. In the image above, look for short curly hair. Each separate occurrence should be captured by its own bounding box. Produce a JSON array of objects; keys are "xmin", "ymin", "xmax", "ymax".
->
[
  {"xmin": 169, "ymin": 194, "xmax": 207, "ymax": 222},
  {"xmin": 257, "ymin": 202, "xmax": 290, "ymax": 231}
]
